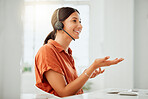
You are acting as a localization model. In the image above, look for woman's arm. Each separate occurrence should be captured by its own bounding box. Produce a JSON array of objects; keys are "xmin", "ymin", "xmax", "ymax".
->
[
  {"xmin": 44, "ymin": 56, "xmax": 124, "ymax": 97},
  {"xmin": 44, "ymin": 63, "xmax": 95, "ymax": 97}
]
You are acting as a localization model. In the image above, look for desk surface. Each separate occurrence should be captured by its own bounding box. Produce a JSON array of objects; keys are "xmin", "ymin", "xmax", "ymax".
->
[{"xmin": 21, "ymin": 88, "xmax": 148, "ymax": 99}]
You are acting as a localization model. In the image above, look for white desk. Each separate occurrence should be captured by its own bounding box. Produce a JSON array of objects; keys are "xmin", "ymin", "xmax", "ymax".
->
[{"xmin": 21, "ymin": 88, "xmax": 148, "ymax": 99}]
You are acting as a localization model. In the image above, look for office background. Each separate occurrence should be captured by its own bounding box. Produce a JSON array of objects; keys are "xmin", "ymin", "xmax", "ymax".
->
[{"xmin": 0, "ymin": 0, "xmax": 148, "ymax": 99}]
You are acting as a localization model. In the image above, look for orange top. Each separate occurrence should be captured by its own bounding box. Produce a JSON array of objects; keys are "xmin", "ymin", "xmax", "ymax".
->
[{"xmin": 35, "ymin": 39, "xmax": 83, "ymax": 97}]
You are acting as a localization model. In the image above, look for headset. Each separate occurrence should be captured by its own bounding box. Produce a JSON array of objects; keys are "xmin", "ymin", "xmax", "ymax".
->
[{"xmin": 54, "ymin": 8, "xmax": 75, "ymax": 41}]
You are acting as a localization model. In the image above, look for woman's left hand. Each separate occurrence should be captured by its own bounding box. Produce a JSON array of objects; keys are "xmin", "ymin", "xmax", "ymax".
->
[{"xmin": 90, "ymin": 67, "xmax": 105, "ymax": 78}]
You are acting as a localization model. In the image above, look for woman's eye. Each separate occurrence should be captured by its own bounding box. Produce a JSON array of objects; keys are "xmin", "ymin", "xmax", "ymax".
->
[{"xmin": 73, "ymin": 20, "xmax": 76, "ymax": 22}]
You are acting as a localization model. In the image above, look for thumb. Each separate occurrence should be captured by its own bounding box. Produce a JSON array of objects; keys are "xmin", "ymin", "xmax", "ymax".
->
[{"xmin": 102, "ymin": 56, "xmax": 110, "ymax": 61}]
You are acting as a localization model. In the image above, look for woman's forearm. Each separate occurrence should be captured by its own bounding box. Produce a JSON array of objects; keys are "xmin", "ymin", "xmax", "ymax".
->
[
  {"xmin": 45, "ymin": 56, "xmax": 123, "ymax": 97},
  {"xmin": 62, "ymin": 63, "xmax": 96, "ymax": 96}
]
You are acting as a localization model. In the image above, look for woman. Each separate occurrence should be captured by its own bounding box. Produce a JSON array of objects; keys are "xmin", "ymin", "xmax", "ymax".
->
[{"xmin": 35, "ymin": 7, "xmax": 124, "ymax": 97}]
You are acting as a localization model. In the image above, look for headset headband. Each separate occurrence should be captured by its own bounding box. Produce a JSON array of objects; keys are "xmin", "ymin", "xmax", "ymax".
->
[{"xmin": 57, "ymin": 8, "xmax": 59, "ymax": 21}]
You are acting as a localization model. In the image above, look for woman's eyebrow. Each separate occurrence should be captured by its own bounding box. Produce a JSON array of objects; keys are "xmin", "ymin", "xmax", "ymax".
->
[
  {"xmin": 72, "ymin": 17, "xmax": 81, "ymax": 21},
  {"xmin": 72, "ymin": 17, "xmax": 78, "ymax": 19}
]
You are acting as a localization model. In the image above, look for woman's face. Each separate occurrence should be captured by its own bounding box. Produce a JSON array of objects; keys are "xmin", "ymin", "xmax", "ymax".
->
[{"xmin": 62, "ymin": 12, "xmax": 82, "ymax": 39}]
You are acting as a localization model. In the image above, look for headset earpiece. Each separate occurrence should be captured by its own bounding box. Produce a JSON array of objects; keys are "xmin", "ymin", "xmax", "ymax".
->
[
  {"xmin": 54, "ymin": 8, "xmax": 64, "ymax": 30},
  {"xmin": 54, "ymin": 8, "xmax": 75, "ymax": 41},
  {"xmin": 54, "ymin": 21, "xmax": 64, "ymax": 30}
]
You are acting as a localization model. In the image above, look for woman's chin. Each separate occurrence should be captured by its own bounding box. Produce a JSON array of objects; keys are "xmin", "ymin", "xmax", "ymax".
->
[{"xmin": 74, "ymin": 36, "xmax": 79, "ymax": 39}]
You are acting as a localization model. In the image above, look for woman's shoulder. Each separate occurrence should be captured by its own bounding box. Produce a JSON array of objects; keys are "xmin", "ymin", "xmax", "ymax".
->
[
  {"xmin": 36, "ymin": 44, "xmax": 55, "ymax": 56},
  {"xmin": 40, "ymin": 44, "xmax": 53, "ymax": 51}
]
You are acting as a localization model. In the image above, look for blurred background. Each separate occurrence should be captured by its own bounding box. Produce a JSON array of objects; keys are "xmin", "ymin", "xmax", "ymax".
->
[{"xmin": 0, "ymin": 0, "xmax": 148, "ymax": 98}]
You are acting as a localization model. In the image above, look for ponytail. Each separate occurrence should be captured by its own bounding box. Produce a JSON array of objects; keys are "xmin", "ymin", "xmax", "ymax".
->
[{"xmin": 43, "ymin": 30, "xmax": 56, "ymax": 45}]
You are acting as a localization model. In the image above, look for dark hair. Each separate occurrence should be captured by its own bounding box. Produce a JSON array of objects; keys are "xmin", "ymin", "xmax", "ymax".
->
[{"xmin": 43, "ymin": 7, "xmax": 80, "ymax": 45}]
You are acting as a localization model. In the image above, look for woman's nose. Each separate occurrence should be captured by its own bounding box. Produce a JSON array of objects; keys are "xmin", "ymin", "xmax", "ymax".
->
[{"xmin": 78, "ymin": 23, "xmax": 83, "ymax": 30}]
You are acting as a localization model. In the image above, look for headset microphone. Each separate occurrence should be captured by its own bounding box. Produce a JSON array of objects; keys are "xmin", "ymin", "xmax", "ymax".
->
[
  {"xmin": 54, "ymin": 8, "xmax": 75, "ymax": 41},
  {"xmin": 61, "ymin": 28, "xmax": 75, "ymax": 40}
]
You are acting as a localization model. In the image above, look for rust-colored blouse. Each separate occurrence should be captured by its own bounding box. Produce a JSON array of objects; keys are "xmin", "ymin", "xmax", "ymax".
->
[{"xmin": 35, "ymin": 39, "xmax": 83, "ymax": 97}]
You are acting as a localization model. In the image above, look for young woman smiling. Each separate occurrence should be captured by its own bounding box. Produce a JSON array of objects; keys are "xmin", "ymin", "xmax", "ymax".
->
[{"xmin": 35, "ymin": 7, "xmax": 124, "ymax": 97}]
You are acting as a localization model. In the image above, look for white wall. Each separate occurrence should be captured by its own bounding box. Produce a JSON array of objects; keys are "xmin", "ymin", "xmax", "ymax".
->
[
  {"xmin": 0, "ymin": 0, "xmax": 4, "ymax": 98},
  {"xmin": 0, "ymin": 0, "xmax": 23, "ymax": 98},
  {"xmin": 134, "ymin": 0, "xmax": 148, "ymax": 89},
  {"xmin": 103, "ymin": 0, "xmax": 134, "ymax": 89},
  {"xmin": 89, "ymin": 0, "xmax": 134, "ymax": 90},
  {"xmin": 89, "ymin": 0, "xmax": 106, "ymax": 90}
]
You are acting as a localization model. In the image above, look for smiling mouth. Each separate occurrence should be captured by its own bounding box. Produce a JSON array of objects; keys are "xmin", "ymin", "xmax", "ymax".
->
[{"xmin": 74, "ymin": 30, "xmax": 81, "ymax": 34}]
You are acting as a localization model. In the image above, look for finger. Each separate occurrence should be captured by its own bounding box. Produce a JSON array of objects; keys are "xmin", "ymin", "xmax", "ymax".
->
[
  {"xmin": 105, "ymin": 56, "xmax": 110, "ymax": 60},
  {"xmin": 101, "ymin": 56, "xmax": 110, "ymax": 62},
  {"xmin": 98, "ymin": 67, "xmax": 101, "ymax": 73},
  {"xmin": 94, "ymin": 69, "xmax": 105, "ymax": 76},
  {"xmin": 90, "ymin": 69, "xmax": 100, "ymax": 78},
  {"xmin": 110, "ymin": 58, "xmax": 124, "ymax": 65},
  {"xmin": 90, "ymin": 68, "xmax": 105, "ymax": 78},
  {"xmin": 99, "ymin": 60, "xmax": 117, "ymax": 66},
  {"xmin": 94, "ymin": 68, "xmax": 102, "ymax": 75},
  {"xmin": 99, "ymin": 58, "xmax": 124, "ymax": 67},
  {"xmin": 90, "ymin": 73, "xmax": 96, "ymax": 78},
  {"xmin": 114, "ymin": 58, "xmax": 124, "ymax": 63},
  {"xmin": 119, "ymin": 58, "xmax": 124, "ymax": 61},
  {"xmin": 115, "ymin": 58, "xmax": 118, "ymax": 60},
  {"xmin": 90, "ymin": 70, "xmax": 97, "ymax": 78},
  {"xmin": 96, "ymin": 68, "xmax": 101, "ymax": 74},
  {"xmin": 101, "ymin": 69, "xmax": 105, "ymax": 73},
  {"xmin": 93, "ymin": 70, "xmax": 99, "ymax": 75}
]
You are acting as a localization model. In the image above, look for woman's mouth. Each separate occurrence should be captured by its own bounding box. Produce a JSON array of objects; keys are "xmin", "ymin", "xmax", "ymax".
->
[{"xmin": 74, "ymin": 30, "xmax": 81, "ymax": 34}]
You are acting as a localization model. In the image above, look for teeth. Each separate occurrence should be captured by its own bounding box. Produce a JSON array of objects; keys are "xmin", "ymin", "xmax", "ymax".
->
[{"xmin": 74, "ymin": 30, "xmax": 81, "ymax": 33}]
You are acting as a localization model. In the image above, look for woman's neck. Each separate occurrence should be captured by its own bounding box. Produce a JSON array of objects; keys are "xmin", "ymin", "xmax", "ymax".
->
[{"xmin": 55, "ymin": 32, "xmax": 72, "ymax": 51}]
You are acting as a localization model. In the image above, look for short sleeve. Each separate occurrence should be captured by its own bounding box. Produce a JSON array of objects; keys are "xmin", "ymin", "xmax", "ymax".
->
[{"xmin": 35, "ymin": 45, "xmax": 64, "ymax": 81}]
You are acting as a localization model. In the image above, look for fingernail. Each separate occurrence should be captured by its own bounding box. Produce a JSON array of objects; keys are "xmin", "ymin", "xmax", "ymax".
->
[
  {"xmin": 121, "ymin": 58, "xmax": 124, "ymax": 60},
  {"xmin": 115, "ymin": 58, "xmax": 118, "ymax": 60}
]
